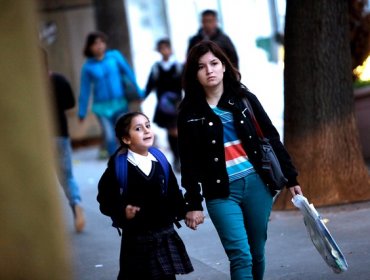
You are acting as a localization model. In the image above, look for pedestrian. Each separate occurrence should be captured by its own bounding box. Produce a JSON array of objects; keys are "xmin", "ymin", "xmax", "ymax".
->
[
  {"xmin": 178, "ymin": 40, "xmax": 303, "ymax": 280},
  {"xmin": 97, "ymin": 112, "xmax": 194, "ymax": 280},
  {"xmin": 187, "ymin": 9, "xmax": 239, "ymax": 69},
  {"xmin": 144, "ymin": 38, "xmax": 183, "ymax": 171},
  {"xmin": 78, "ymin": 31, "xmax": 142, "ymax": 158},
  {"xmin": 50, "ymin": 71, "xmax": 86, "ymax": 233}
]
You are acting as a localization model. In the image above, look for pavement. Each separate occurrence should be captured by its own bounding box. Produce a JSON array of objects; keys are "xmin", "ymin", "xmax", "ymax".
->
[{"xmin": 62, "ymin": 146, "xmax": 370, "ymax": 280}]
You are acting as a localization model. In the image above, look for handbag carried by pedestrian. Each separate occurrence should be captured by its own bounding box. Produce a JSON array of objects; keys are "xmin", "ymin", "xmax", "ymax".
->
[{"xmin": 243, "ymin": 98, "xmax": 288, "ymax": 193}]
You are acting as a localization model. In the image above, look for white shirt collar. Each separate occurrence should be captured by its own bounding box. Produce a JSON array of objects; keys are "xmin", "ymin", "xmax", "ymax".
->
[
  {"xmin": 127, "ymin": 149, "xmax": 157, "ymax": 176},
  {"xmin": 159, "ymin": 55, "xmax": 177, "ymax": 71}
]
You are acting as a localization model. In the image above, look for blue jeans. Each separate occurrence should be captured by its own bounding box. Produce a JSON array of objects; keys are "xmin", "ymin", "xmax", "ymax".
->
[
  {"xmin": 97, "ymin": 110, "xmax": 126, "ymax": 155},
  {"xmin": 55, "ymin": 137, "xmax": 81, "ymax": 207},
  {"xmin": 206, "ymin": 171, "xmax": 273, "ymax": 280}
]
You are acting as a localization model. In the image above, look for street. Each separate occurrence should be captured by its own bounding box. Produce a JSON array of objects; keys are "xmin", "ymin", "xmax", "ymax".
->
[{"xmin": 62, "ymin": 146, "xmax": 370, "ymax": 280}]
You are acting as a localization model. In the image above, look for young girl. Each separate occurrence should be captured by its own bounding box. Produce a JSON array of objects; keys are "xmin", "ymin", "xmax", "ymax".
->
[{"xmin": 97, "ymin": 112, "xmax": 193, "ymax": 280}]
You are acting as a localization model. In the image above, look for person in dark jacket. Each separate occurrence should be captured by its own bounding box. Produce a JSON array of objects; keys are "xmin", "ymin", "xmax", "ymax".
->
[
  {"xmin": 50, "ymin": 71, "xmax": 85, "ymax": 233},
  {"xmin": 144, "ymin": 38, "xmax": 183, "ymax": 171},
  {"xmin": 178, "ymin": 41, "xmax": 303, "ymax": 280},
  {"xmin": 97, "ymin": 112, "xmax": 193, "ymax": 280},
  {"xmin": 187, "ymin": 9, "xmax": 239, "ymax": 69}
]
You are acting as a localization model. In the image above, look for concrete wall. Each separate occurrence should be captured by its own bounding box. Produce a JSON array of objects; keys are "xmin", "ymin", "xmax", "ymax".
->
[{"xmin": 39, "ymin": 1, "xmax": 102, "ymax": 143}]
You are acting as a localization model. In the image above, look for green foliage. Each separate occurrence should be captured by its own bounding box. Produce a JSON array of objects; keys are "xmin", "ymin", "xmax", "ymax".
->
[
  {"xmin": 353, "ymin": 78, "xmax": 370, "ymax": 88},
  {"xmin": 350, "ymin": 0, "xmax": 370, "ymax": 79}
]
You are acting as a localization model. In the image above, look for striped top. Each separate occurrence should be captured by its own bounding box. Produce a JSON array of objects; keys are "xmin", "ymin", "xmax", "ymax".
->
[{"xmin": 212, "ymin": 106, "xmax": 254, "ymax": 182}]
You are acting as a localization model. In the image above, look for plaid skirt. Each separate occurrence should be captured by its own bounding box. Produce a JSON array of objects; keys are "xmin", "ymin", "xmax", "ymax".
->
[{"xmin": 118, "ymin": 224, "xmax": 194, "ymax": 280}]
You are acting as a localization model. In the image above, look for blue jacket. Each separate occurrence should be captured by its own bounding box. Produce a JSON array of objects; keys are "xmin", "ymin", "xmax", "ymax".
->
[{"xmin": 79, "ymin": 50, "xmax": 141, "ymax": 118}]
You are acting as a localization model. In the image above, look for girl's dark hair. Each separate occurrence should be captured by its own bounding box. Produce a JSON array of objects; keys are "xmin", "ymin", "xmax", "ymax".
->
[
  {"xmin": 201, "ymin": 9, "xmax": 217, "ymax": 18},
  {"xmin": 115, "ymin": 112, "xmax": 150, "ymax": 148},
  {"xmin": 181, "ymin": 40, "xmax": 245, "ymax": 107},
  {"xmin": 83, "ymin": 31, "xmax": 108, "ymax": 58},
  {"xmin": 156, "ymin": 38, "xmax": 171, "ymax": 51}
]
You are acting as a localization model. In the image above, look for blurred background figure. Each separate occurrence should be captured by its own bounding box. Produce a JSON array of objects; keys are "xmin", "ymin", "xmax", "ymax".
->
[
  {"xmin": 78, "ymin": 31, "xmax": 142, "ymax": 158},
  {"xmin": 144, "ymin": 38, "xmax": 183, "ymax": 171},
  {"xmin": 187, "ymin": 9, "xmax": 239, "ymax": 69},
  {"xmin": 50, "ymin": 68, "xmax": 86, "ymax": 233}
]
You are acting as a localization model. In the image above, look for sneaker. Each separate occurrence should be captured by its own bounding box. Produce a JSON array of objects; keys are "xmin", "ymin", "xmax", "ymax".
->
[{"xmin": 73, "ymin": 204, "xmax": 86, "ymax": 233}]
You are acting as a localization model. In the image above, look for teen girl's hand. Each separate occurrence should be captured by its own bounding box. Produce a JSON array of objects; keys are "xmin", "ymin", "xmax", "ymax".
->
[
  {"xmin": 125, "ymin": 205, "xmax": 140, "ymax": 220},
  {"xmin": 289, "ymin": 185, "xmax": 303, "ymax": 197},
  {"xmin": 185, "ymin": 211, "xmax": 205, "ymax": 230}
]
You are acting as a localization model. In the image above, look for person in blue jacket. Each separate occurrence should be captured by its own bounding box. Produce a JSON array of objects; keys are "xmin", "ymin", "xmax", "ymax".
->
[{"xmin": 78, "ymin": 31, "xmax": 142, "ymax": 156}]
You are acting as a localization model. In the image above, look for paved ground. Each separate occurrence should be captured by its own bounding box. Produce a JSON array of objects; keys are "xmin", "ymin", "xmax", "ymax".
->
[{"xmin": 61, "ymin": 146, "xmax": 370, "ymax": 280}]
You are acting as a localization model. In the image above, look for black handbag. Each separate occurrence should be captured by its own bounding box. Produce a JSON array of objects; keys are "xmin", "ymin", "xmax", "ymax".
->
[{"xmin": 243, "ymin": 98, "xmax": 288, "ymax": 192}]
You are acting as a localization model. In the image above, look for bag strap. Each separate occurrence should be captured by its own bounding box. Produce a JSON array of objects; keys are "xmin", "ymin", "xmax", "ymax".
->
[
  {"xmin": 148, "ymin": 146, "xmax": 170, "ymax": 194},
  {"xmin": 243, "ymin": 98, "xmax": 265, "ymax": 138},
  {"xmin": 115, "ymin": 152, "xmax": 128, "ymax": 195},
  {"xmin": 115, "ymin": 147, "xmax": 170, "ymax": 196}
]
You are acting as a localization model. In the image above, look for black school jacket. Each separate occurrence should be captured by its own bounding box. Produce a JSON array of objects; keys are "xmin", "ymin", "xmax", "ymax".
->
[
  {"xmin": 177, "ymin": 90, "xmax": 299, "ymax": 211},
  {"xmin": 97, "ymin": 153, "xmax": 186, "ymax": 231}
]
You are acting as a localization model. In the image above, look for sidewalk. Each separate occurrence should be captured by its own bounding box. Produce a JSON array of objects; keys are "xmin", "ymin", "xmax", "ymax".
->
[{"xmin": 64, "ymin": 146, "xmax": 370, "ymax": 280}]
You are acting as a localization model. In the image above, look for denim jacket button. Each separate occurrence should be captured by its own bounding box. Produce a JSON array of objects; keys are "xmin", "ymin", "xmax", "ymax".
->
[{"xmin": 214, "ymin": 157, "xmax": 219, "ymax": 162}]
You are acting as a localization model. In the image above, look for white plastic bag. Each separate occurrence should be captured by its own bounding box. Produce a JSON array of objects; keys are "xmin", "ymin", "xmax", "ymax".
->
[{"xmin": 292, "ymin": 195, "xmax": 348, "ymax": 273}]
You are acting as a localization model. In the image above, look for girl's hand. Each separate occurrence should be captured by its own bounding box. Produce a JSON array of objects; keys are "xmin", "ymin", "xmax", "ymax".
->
[
  {"xmin": 185, "ymin": 211, "xmax": 205, "ymax": 230},
  {"xmin": 125, "ymin": 205, "xmax": 140, "ymax": 219},
  {"xmin": 289, "ymin": 185, "xmax": 303, "ymax": 197}
]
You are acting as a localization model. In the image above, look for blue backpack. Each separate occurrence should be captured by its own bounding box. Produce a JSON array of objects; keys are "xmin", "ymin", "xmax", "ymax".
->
[
  {"xmin": 114, "ymin": 147, "xmax": 171, "ymax": 196},
  {"xmin": 113, "ymin": 147, "xmax": 182, "ymax": 233}
]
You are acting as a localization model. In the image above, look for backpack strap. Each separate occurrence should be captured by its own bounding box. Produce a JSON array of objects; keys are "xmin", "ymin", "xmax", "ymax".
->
[
  {"xmin": 115, "ymin": 147, "xmax": 170, "ymax": 196},
  {"xmin": 148, "ymin": 146, "xmax": 170, "ymax": 194},
  {"xmin": 174, "ymin": 62, "xmax": 183, "ymax": 77},
  {"xmin": 115, "ymin": 151, "xmax": 129, "ymax": 195},
  {"xmin": 151, "ymin": 62, "xmax": 160, "ymax": 82}
]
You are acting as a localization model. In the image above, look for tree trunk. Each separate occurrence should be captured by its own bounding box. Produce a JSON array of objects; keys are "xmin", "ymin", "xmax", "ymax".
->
[
  {"xmin": 274, "ymin": 0, "xmax": 370, "ymax": 210},
  {"xmin": 93, "ymin": 0, "xmax": 133, "ymax": 66}
]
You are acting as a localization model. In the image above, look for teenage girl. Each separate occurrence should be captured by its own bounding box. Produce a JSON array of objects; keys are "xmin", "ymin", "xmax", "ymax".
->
[
  {"xmin": 97, "ymin": 112, "xmax": 193, "ymax": 280},
  {"xmin": 178, "ymin": 41, "xmax": 302, "ymax": 279}
]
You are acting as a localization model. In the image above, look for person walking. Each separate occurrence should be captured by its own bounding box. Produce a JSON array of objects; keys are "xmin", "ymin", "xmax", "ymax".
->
[
  {"xmin": 144, "ymin": 38, "xmax": 183, "ymax": 171},
  {"xmin": 78, "ymin": 31, "xmax": 142, "ymax": 157},
  {"xmin": 187, "ymin": 9, "xmax": 239, "ymax": 69},
  {"xmin": 97, "ymin": 112, "xmax": 194, "ymax": 280},
  {"xmin": 50, "ymin": 71, "xmax": 85, "ymax": 233},
  {"xmin": 178, "ymin": 41, "xmax": 303, "ymax": 280}
]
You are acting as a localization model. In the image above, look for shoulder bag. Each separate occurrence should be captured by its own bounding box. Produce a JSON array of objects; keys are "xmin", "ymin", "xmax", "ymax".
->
[{"xmin": 243, "ymin": 98, "xmax": 288, "ymax": 192}]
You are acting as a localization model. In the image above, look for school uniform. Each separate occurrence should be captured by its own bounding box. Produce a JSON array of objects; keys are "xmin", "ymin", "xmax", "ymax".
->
[
  {"xmin": 144, "ymin": 57, "xmax": 183, "ymax": 129},
  {"xmin": 97, "ymin": 148, "xmax": 193, "ymax": 280}
]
